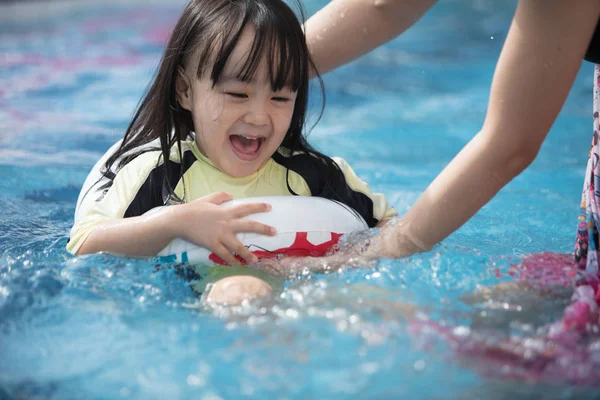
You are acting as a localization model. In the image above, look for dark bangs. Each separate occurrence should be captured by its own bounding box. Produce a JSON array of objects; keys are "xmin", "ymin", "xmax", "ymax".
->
[{"xmin": 191, "ymin": 0, "xmax": 308, "ymax": 92}]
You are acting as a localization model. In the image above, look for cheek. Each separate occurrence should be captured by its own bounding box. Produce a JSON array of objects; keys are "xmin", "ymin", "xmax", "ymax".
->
[
  {"xmin": 202, "ymin": 95, "xmax": 227, "ymax": 122},
  {"xmin": 275, "ymin": 106, "xmax": 295, "ymax": 132},
  {"xmin": 206, "ymin": 98, "xmax": 252, "ymax": 127}
]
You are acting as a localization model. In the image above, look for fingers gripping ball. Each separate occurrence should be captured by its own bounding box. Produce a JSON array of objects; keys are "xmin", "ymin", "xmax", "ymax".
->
[
  {"xmin": 155, "ymin": 196, "xmax": 368, "ymax": 265},
  {"xmin": 205, "ymin": 275, "xmax": 272, "ymax": 305}
]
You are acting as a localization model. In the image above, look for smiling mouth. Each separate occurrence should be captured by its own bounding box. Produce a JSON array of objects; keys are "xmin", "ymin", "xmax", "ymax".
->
[{"xmin": 229, "ymin": 134, "xmax": 266, "ymax": 161}]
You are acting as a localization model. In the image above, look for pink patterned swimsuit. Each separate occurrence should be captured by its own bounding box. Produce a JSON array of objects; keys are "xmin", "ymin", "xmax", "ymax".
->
[{"xmin": 572, "ymin": 65, "xmax": 600, "ymax": 324}]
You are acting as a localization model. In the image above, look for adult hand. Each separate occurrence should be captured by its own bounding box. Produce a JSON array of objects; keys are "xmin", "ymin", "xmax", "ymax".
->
[
  {"xmin": 251, "ymin": 251, "xmax": 362, "ymax": 276},
  {"xmin": 173, "ymin": 192, "xmax": 276, "ymax": 265},
  {"xmin": 251, "ymin": 221, "xmax": 429, "ymax": 276}
]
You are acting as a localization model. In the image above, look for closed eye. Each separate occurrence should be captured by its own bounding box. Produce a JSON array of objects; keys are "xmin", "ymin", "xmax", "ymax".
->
[
  {"xmin": 272, "ymin": 96, "xmax": 291, "ymax": 103},
  {"xmin": 225, "ymin": 92, "xmax": 248, "ymax": 99}
]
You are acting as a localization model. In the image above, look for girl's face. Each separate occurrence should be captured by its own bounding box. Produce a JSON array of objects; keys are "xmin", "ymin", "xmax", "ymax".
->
[{"xmin": 176, "ymin": 25, "xmax": 297, "ymax": 178}]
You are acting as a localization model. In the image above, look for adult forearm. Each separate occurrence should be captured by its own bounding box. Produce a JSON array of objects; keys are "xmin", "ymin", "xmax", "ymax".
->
[
  {"xmin": 385, "ymin": 131, "xmax": 536, "ymax": 255},
  {"xmin": 305, "ymin": 0, "xmax": 437, "ymax": 75},
  {"xmin": 380, "ymin": 0, "xmax": 600, "ymax": 257}
]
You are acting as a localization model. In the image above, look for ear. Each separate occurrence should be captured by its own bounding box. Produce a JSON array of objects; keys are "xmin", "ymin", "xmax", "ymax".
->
[{"xmin": 175, "ymin": 67, "xmax": 193, "ymax": 111}]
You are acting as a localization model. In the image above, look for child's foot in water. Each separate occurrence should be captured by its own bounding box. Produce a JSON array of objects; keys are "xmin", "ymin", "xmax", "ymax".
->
[{"xmin": 205, "ymin": 275, "xmax": 272, "ymax": 306}]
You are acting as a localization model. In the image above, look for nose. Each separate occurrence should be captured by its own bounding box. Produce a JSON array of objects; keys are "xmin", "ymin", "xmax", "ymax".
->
[{"xmin": 243, "ymin": 98, "xmax": 270, "ymax": 126}]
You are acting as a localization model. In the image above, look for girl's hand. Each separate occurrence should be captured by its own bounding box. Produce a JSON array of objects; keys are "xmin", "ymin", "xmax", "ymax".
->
[{"xmin": 172, "ymin": 192, "xmax": 276, "ymax": 265}]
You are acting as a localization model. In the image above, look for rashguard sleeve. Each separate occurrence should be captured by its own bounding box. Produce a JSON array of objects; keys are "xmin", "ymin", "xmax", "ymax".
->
[
  {"xmin": 66, "ymin": 152, "xmax": 160, "ymax": 255},
  {"xmin": 333, "ymin": 157, "xmax": 397, "ymax": 223}
]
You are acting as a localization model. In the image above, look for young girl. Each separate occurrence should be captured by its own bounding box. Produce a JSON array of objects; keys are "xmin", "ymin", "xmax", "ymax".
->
[{"xmin": 68, "ymin": 0, "xmax": 396, "ymax": 304}]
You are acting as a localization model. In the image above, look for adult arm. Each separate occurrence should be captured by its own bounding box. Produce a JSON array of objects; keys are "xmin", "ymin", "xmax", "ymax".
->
[
  {"xmin": 376, "ymin": 0, "xmax": 600, "ymax": 257},
  {"xmin": 253, "ymin": 1, "xmax": 600, "ymax": 275},
  {"xmin": 305, "ymin": 0, "xmax": 437, "ymax": 75}
]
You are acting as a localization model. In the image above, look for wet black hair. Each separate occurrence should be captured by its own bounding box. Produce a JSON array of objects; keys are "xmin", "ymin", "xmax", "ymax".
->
[{"xmin": 97, "ymin": 0, "xmax": 339, "ymax": 199}]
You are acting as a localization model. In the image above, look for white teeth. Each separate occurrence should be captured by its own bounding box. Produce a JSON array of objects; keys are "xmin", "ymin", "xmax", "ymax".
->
[{"xmin": 236, "ymin": 135, "xmax": 264, "ymax": 141}]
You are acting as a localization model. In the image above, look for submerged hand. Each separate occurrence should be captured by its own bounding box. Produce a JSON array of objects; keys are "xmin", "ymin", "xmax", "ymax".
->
[
  {"xmin": 172, "ymin": 192, "xmax": 276, "ymax": 265},
  {"xmin": 251, "ymin": 221, "xmax": 428, "ymax": 276},
  {"xmin": 252, "ymin": 243, "xmax": 376, "ymax": 277}
]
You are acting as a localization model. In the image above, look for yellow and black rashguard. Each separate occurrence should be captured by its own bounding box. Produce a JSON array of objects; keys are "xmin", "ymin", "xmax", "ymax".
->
[{"xmin": 67, "ymin": 141, "xmax": 397, "ymax": 254}]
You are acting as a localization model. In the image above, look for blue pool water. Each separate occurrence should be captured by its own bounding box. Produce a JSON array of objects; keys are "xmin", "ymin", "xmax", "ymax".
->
[{"xmin": 1, "ymin": 0, "xmax": 600, "ymax": 398}]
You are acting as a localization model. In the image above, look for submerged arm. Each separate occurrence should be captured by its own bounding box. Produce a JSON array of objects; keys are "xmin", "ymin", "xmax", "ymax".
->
[
  {"xmin": 377, "ymin": 0, "xmax": 600, "ymax": 257},
  {"xmin": 305, "ymin": 0, "xmax": 437, "ymax": 75}
]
